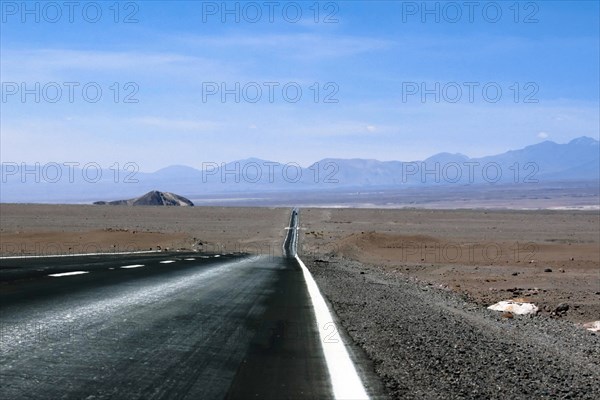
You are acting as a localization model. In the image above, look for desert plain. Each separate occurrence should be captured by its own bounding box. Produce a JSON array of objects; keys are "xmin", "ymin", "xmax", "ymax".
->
[{"xmin": 1, "ymin": 204, "xmax": 598, "ymax": 324}]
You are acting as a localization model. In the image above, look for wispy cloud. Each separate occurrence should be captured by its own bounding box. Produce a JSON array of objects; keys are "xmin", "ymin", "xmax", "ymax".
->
[
  {"xmin": 129, "ymin": 117, "xmax": 222, "ymax": 132},
  {"xmin": 0, "ymin": 49, "xmax": 230, "ymax": 81},
  {"xmin": 174, "ymin": 32, "xmax": 393, "ymax": 59}
]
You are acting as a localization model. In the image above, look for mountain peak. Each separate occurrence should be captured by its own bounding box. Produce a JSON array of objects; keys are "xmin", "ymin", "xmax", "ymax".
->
[
  {"xmin": 569, "ymin": 136, "xmax": 599, "ymax": 146},
  {"xmin": 424, "ymin": 152, "xmax": 470, "ymax": 163},
  {"xmin": 94, "ymin": 191, "xmax": 194, "ymax": 206}
]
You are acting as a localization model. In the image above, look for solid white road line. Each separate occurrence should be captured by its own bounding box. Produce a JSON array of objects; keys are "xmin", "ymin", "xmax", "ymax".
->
[{"xmin": 295, "ymin": 254, "xmax": 370, "ymax": 400}]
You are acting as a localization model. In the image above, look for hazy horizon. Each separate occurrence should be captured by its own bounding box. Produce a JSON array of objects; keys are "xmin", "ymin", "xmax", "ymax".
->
[{"xmin": 2, "ymin": 1, "xmax": 599, "ymax": 171}]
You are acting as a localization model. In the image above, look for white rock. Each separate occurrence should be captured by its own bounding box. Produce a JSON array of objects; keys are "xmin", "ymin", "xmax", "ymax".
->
[
  {"xmin": 582, "ymin": 321, "xmax": 600, "ymax": 332},
  {"xmin": 488, "ymin": 300, "xmax": 539, "ymax": 315}
]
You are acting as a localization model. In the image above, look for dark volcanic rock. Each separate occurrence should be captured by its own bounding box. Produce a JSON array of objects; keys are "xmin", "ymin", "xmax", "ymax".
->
[
  {"xmin": 555, "ymin": 303, "xmax": 570, "ymax": 313},
  {"xmin": 94, "ymin": 191, "xmax": 194, "ymax": 206}
]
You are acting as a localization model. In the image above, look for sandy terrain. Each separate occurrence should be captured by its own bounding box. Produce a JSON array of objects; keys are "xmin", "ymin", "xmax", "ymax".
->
[
  {"xmin": 300, "ymin": 208, "xmax": 600, "ymax": 324},
  {"xmin": 1, "ymin": 205, "xmax": 598, "ymax": 324},
  {"xmin": 0, "ymin": 204, "xmax": 289, "ymax": 258}
]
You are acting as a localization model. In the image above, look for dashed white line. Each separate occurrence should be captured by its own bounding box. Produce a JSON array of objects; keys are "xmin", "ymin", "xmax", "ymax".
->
[
  {"xmin": 159, "ymin": 260, "xmax": 176, "ymax": 264},
  {"xmin": 184, "ymin": 258, "xmax": 196, "ymax": 261},
  {"xmin": 120, "ymin": 264, "xmax": 145, "ymax": 269},
  {"xmin": 48, "ymin": 271, "xmax": 89, "ymax": 278},
  {"xmin": 5, "ymin": 257, "xmax": 259, "ymax": 350}
]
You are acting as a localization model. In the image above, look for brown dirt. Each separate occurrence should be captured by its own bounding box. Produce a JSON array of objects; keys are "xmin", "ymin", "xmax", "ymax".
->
[
  {"xmin": 0, "ymin": 204, "xmax": 290, "ymax": 257},
  {"xmin": 299, "ymin": 208, "xmax": 600, "ymax": 324},
  {"xmin": 2, "ymin": 204, "xmax": 598, "ymax": 324}
]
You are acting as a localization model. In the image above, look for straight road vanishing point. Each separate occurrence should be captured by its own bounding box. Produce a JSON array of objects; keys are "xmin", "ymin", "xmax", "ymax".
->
[{"xmin": 0, "ymin": 209, "xmax": 382, "ymax": 399}]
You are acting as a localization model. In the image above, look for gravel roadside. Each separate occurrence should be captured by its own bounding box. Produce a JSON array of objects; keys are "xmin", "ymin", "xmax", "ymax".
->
[{"xmin": 306, "ymin": 257, "xmax": 600, "ymax": 400}]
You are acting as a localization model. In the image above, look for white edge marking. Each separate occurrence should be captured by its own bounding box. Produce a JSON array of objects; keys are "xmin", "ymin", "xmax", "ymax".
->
[
  {"xmin": 295, "ymin": 256, "xmax": 369, "ymax": 399},
  {"xmin": 120, "ymin": 264, "xmax": 145, "ymax": 269},
  {"xmin": 159, "ymin": 260, "xmax": 176, "ymax": 264},
  {"xmin": 48, "ymin": 271, "xmax": 89, "ymax": 277},
  {"xmin": 1, "ymin": 250, "xmax": 161, "ymax": 260}
]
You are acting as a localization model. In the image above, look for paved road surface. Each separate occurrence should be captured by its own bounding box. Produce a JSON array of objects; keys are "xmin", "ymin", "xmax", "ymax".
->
[{"xmin": 1, "ymin": 209, "xmax": 381, "ymax": 399}]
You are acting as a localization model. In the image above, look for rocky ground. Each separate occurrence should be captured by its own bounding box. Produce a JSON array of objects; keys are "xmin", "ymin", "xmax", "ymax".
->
[
  {"xmin": 306, "ymin": 257, "xmax": 600, "ymax": 400},
  {"xmin": 300, "ymin": 208, "xmax": 600, "ymax": 324},
  {"xmin": 2, "ymin": 205, "xmax": 599, "ymax": 399}
]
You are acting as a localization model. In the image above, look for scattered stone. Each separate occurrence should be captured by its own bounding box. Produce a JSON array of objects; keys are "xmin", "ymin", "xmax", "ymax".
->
[
  {"xmin": 488, "ymin": 300, "xmax": 539, "ymax": 315},
  {"xmin": 306, "ymin": 258, "xmax": 600, "ymax": 398},
  {"xmin": 559, "ymin": 268, "xmax": 565, "ymax": 273},
  {"xmin": 522, "ymin": 288, "xmax": 540, "ymax": 296},
  {"xmin": 555, "ymin": 303, "xmax": 569, "ymax": 313},
  {"xmin": 511, "ymin": 272, "xmax": 519, "ymax": 276},
  {"xmin": 512, "ymin": 297, "xmax": 529, "ymax": 303},
  {"xmin": 502, "ymin": 312, "xmax": 514, "ymax": 319},
  {"xmin": 544, "ymin": 268, "xmax": 553, "ymax": 273},
  {"xmin": 582, "ymin": 321, "xmax": 600, "ymax": 332}
]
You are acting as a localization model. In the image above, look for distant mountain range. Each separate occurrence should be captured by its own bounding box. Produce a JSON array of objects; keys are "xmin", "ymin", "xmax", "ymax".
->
[
  {"xmin": 93, "ymin": 191, "xmax": 194, "ymax": 206},
  {"xmin": 1, "ymin": 137, "xmax": 598, "ymax": 203}
]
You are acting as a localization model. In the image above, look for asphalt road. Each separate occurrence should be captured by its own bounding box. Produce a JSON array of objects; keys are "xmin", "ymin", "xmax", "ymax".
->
[{"xmin": 1, "ymin": 209, "xmax": 380, "ymax": 399}]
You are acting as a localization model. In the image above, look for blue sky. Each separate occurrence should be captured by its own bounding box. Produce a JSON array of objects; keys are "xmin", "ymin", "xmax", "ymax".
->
[{"xmin": 1, "ymin": 0, "xmax": 598, "ymax": 171}]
